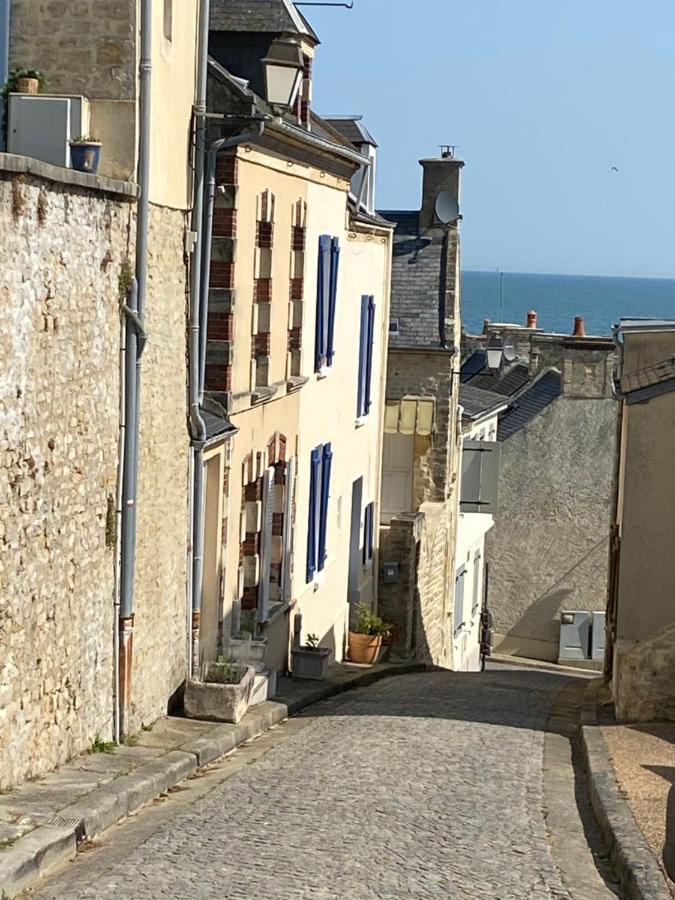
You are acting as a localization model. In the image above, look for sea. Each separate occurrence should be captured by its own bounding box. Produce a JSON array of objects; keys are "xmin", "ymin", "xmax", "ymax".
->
[{"xmin": 461, "ymin": 270, "xmax": 675, "ymax": 337}]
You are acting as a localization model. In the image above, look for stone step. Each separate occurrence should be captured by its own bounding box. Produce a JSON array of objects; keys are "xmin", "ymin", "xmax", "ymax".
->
[{"xmin": 250, "ymin": 670, "xmax": 277, "ymax": 707}]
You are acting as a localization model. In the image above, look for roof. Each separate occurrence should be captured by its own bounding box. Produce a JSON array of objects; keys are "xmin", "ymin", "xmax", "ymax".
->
[
  {"xmin": 618, "ymin": 318, "xmax": 675, "ymax": 335},
  {"xmin": 463, "ymin": 361, "xmax": 531, "ymax": 397},
  {"xmin": 322, "ymin": 116, "xmax": 378, "ymax": 148},
  {"xmin": 200, "ymin": 396, "xmax": 238, "ymax": 447},
  {"xmin": 459, "ymin": 384, "xmax": 509, "ymax": 420},
  {"xmin": 210, "ymin": 0, "xmax": 319, "ymax": 43},
  {"xmin": 497, "ymin": 370, "xmax": 562, "ymax": 440}
]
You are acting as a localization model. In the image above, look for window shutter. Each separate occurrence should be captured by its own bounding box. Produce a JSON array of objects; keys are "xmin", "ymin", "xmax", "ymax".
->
[
  {"xmin": 460, "ymin": 440, "xmax": 501, "ymax": 515},
  {"xmin": 306, "ymin": 447, "xmax": 321, "ymax": 582},
  {"xmin": 454, "ymin": 566, "xmax": 466, "ymax": 635},
  {"xmin": 327, "ymin": 237, "xmax": 340, "ymax": 364},
  {"xmin": 472, "ymin": 551, "xmax": 482, "ymax": 618},
  {"xmin": 365, "ymin": 296, "xmax": 375, "ymax": 413},
  {"xmin": 318, "ymin": 442, "xmax": 332, "ymax": 570},
  {"xmin": 315, "ymin": 236, "xmax": 330, "ymax": 372},
  {"xmin": 356, "ymin": 295, "xmax": 369, "ymax": 417},
  {"xmin": 258, "ymin": 466, "xmax": 275, "ymax": 621},
  {"xmin": 281, "ymin": 457, "xmax": 296, "ymax": 604},
  {"xmin": 362, "ymin": 501, "xmax": 374, "ymax": 564}
]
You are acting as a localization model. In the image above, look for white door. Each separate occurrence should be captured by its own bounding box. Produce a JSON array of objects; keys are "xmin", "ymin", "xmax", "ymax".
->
[{"xmin": 381, "ymin": 433, "xmax": 414, "ymax": 522}]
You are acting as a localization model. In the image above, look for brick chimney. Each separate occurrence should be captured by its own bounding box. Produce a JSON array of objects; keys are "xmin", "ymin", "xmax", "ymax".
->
[
  {"xmin": 419, "ymin": 149, "xmax": 464, "ymax": 230},
  {"xmin": 573, "ymin": 316, "xmax": 585, "ymax": 337},
  {"xmin": 527, "ymin": 310, "xmax": 538, "ymax": 329}
]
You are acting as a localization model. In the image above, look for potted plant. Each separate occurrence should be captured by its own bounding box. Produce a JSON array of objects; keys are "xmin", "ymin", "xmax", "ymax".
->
[
  {"xmin": 291, "ymin": 633, "xmax": 332, "ymax": 681},
  {"xmin": 184, "ymin": 656, "xmax": 255, "ymax": 724},
  {"xmin": 348, "ymin": 603, "xmax": 393, "ymax": 665},
  {"xmin": 8, "ymin": 67, "xmax": 46, "ymax": 95},
  {"xmin": 69, "ymin": 135, "xmax": 102, "ymax": 175}
]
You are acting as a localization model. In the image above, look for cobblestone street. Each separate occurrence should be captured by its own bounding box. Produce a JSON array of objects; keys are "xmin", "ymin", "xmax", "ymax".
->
[{"xmin": 27, "ymin": 667, "xmax": 620, "ymax": 900}]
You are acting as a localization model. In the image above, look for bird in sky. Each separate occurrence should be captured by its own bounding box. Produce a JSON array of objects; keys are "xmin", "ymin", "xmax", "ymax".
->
[{"xmin": 610, "ymin": 166, "xmax": 619, "ymax": 173}]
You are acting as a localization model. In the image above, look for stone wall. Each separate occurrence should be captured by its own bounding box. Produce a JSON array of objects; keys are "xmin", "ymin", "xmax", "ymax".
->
[
  {"xmin": 0, "ymin": 164, "xmax": 133, "ymax": 789},
  {"xmin": 9, "ymin": 0, "xmax": 136, "ymax": 101},
  {"xmin": 487, "ymin": 397, "xmax": 616, "ymax": 661},
  {"xmin": 129, "ymin": 203, "xmax": 190, "ymax": 729},
  {"xmin": 613, "ymin": 624, "xmax": 675, "ymax": 721}
]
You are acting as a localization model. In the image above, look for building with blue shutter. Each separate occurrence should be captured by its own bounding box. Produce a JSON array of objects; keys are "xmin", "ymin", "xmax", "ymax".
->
[{"xmin": 197, "ymin": 0, "xmax": 394, "ymax": 688}]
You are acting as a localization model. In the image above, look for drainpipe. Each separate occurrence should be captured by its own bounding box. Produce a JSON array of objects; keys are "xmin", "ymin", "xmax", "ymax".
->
[
  {"xmin": 0, "ymin": 0, "xmax": 10, "ymax": 152},
  {"xmin": 118, "ymin": 0, "xmax": 152, "ymax": 738}
]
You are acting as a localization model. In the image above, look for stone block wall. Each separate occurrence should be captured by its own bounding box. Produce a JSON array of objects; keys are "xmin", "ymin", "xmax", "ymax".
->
[
  {"xmin": 0, "ymin": 165, "xmax": 133, "ymax": 789},
  {"xmin": 613, "ymin": 624, "xmax": 675, "ymax": 721},
  {"xmin": 127, "ymin": 203, "xmax": 190, "ymax": 730},
  {"xmin": 9, "ymin": 0, "xmax": 136, "ymax": 101}
]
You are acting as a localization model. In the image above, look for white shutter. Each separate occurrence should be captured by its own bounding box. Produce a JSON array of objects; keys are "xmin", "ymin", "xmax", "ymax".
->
[
  {"xmin": 281, "ymin": 457, "xmax": 296, "ymax": 604},
  {"xmin": 258, "ymin": 466, "xmax": 275, "ymax": 621}
]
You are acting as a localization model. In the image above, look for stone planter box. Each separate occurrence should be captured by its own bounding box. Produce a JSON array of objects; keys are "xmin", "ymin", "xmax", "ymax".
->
[
  {"xmin": 224, "ymin": 636, "xmax": 268, "ymax": 667},
  {"xmin": 291, "ymin": 646, "xmax": 331, "ymax": 680},
  {"xmin": 184, "ymin": 665, "xmax": 255, "ymax": 724}
]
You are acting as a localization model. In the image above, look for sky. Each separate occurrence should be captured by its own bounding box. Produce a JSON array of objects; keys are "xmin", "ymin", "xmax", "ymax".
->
[{"xmin": 303, "ymin": 0, "xmax": 675, "ymax": 278}]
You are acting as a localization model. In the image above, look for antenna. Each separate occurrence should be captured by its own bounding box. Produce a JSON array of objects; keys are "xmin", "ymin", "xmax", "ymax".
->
[
  {"xmin": 434, "ymin": 191, "xmax": 459, "ymax": 226},
  {"xmin": 502, "ymin": 337, "xmax": 518, "ymax": 363}
]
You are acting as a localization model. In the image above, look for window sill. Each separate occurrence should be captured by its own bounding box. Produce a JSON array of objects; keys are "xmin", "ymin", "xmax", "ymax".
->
[
  {"xmin": 316, "ymin": 366, "xmax": 330, "ymax": 380},
  {"xmin": 354, "ymin": 416, "xmax": 367, "ymax": 428}
]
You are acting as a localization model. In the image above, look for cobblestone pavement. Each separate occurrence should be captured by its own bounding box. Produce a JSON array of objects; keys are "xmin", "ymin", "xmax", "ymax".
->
[{"xmin": 28, "ymin": 667, "xmax": 616, "ymax": 900}]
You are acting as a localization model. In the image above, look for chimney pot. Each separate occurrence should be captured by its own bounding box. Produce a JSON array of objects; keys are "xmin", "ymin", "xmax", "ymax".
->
[
  {"xmin": 482, "ymin": 318, "xmax": 490, "ymax": 335},
  {"xmin": 573, "ymin": 316, "xmax": 586, "ymax": 337},
  {"xmin": 526, "ymin": 310, "xmax": 538, "ymax": 329}
]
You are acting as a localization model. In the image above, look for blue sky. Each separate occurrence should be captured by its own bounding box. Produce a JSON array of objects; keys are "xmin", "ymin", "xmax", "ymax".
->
[{"xmin": 305, "ymin": 0, "xmax": 675, "ymax": 278}]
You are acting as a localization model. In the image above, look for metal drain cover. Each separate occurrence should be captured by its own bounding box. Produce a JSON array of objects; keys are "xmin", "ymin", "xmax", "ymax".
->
[{"xmin": 19, "ymin": 814, "xmax": 86, "ymax": 843}]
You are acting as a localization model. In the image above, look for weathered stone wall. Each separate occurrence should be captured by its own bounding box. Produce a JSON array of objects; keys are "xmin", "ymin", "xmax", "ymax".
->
[
  {"xmin": 128, "ymin": 203, "xmax": 190, "ymax": 729},
  {"xmin": 613, "ymin": 624, "xmax": 675, "ymax": 722},
  {"xmin": 487, "ymin": 397, "xmax": 616, "ymax": 661},
  {"xmin": 9, "ymin": 0, "xmax": 136, "ymax": 101},
  {"xmin": 0, "ymin": 166, "xmax": 133, "ymax": 789}
]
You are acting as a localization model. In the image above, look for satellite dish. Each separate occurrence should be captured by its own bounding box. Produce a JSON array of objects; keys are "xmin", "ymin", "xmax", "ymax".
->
[
  {"xmin": 434, "ymin": 191, "xmax": 459, "ymax": 225},
  {"xmin": 502, "ymin": 336, "xmax": 518, "ymax": 363}
]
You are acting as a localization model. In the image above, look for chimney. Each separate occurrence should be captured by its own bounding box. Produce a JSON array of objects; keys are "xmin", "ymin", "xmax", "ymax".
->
[
  {"xmin": 482, "ymin": 318, "xmax": 491, "ymax": 335},
  {"xmin": 419, "ymin": 150, "xmax": 464, "ymax": 230},
  {"xmin": 572, "ymin": 316, "xmax": 586, "ymax": 337},
  {"xmin": 526, "ymin": 310, "xmax": 538, "ymax": 329}
]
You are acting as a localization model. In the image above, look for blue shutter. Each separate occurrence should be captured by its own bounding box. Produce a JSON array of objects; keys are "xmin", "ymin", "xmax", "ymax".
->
[
  {"xmin": 357, "ymin": 295, "xmax": 369, "ymax": 417},
  {"xmin": 315, "ymin": 236, "xmax": 330, "ymax": 372},
  {"xmin": 306, "ymin": 447, "xmax": 321, "ymax": 582},
  {"xmin": 318, "ymin": 443, "xmax": 332, "ymax": 570},
  {"xmin": 327, "ymin": 237, "xmax": 340, "ymax": 364},
  {"xmin": 365, "ymin": 296, "xmax": 376, "ymax": 413}
]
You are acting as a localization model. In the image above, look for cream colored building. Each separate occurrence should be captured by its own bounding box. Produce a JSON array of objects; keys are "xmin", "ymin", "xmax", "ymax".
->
[{"xmin": 608, "ymin": 319, "xmax": 675, "ymax": 721}]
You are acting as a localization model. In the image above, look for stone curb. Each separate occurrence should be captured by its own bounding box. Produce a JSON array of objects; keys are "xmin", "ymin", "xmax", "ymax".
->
[
  {"xmin": 580, "ymin": 693, "xmax": 672, "ymax": 900},
  {"xmin": 0, "ymin": 662, "xmax": 424, "ymax": 898}
]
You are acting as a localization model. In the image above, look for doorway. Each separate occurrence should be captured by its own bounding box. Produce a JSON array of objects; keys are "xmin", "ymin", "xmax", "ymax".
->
[{"xmin": 381, "ymin": 433, "xmax": 414, "ymax": 522}]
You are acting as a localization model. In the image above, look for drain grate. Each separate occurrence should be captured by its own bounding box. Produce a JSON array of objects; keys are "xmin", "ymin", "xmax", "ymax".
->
[{"xmin": 19, "ymin": 814, "xmax": 86, "ymax": 843}]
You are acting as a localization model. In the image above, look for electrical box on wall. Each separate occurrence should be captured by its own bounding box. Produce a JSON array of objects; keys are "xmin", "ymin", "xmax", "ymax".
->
[
  {"xmin": 8, "ymin": 94, "xmax": 90, "ymax": 168},
  {"xmin": 383, "ymin": 562, "xmax": 399, "ymax": 583},
  {"xmin": 558, "ymin": 611, "xmax": 591, "ymax": 660}
]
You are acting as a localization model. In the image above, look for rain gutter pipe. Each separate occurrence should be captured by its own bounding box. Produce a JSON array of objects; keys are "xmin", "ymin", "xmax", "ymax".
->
[{"xmin": 118, "ymin": 0, "xmax": 151, "ymax": 736}]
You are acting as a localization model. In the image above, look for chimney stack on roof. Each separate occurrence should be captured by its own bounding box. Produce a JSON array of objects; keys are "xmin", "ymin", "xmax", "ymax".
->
[
  {"xmin": 418, "ymin": 151, "xmax": 464, "ymax": 230},
  {"xmin": 573, "ymin": 316, "xmax": 586, "ymax": 337},
  {"xmin": 482, "ymin": 319, "xmax": 491, "ymax": 335},
  {"xmin": 527, "ymin": 310, "xmax": 538, "ymax": 329}
]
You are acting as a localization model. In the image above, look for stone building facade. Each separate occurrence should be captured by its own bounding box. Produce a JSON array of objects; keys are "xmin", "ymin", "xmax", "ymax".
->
[
  {"xmin": 461, "ymin": 325, "xmax": 617, "ymax": 665},
  {"xmin": 0, "ymin": 159, "xmax": 134, "ymax": 789}
]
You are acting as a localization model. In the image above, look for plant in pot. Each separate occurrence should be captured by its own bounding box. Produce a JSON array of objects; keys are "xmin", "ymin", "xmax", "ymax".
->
[
  {"xmin": 348, "ymin": 603, "xmax": 393, "ymax": 665},
  {"xmin": 4, "ymin": 67, "xmax": 47, "ymax": 96},
  {"xmin": 69, "ymin": 135, "xmax": 102, "ymax": 175},
  {"xmin": 291, "ymin": 632, "xmax": 332, "ymax": 681},
  {"xmin": 184, "ymin": 655, "xmax": 255, "ymax": 724}
]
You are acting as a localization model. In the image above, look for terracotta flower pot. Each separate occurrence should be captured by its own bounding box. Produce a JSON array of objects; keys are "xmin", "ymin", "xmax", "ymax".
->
[
  {"xmin": 16, "ymin": 77, "xmax": 39, "ymax": 95},
  {"xmin": 348, "ymin": 631, "xmax": 382, "ymax": 665}
]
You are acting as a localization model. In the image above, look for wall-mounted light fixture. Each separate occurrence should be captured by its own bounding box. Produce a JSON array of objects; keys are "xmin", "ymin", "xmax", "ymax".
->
[{"xmin": 261, "ymin": 36, "xmax": 304, "ymax": 111}]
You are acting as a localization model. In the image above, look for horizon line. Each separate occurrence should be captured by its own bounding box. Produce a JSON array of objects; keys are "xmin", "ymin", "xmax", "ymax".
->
[{"xmin": 462, "ymin": 268, "xmax": 675, "ymax": 282}]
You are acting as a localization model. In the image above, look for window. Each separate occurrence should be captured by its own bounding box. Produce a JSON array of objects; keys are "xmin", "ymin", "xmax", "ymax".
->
[
  {"xmin": 315, "ymin": 235, "xmax": 340, "ymax": 372},
  {"xmin": 454, "ymin": 565, "xmax": 466, "ymax": 636},
  {"xmin": 471, "ymin": 551, "xmax": 482, "ymax": 619},
  {"xmin": 163, "ymin": 0, "xmax": 173, "ymax": 41},
  {"xmin": 357, "ymin": 295, "xmax": 376, "ymax": 418},
  {"xmin": 306, "ymin": 443, "xmax": 333, "ymax": 581},
  {"xmin": 362, "ymin": 501, "xmax": 375, "ymax": 565}
]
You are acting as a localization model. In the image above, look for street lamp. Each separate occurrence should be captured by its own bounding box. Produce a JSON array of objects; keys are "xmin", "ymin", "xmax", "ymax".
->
[
  {"xmin": 262, "ymin": 37, "xmax": 304, "ymax": 111},
  {"xmin": 486, "ymin": 334, "xmax": 504, "ymax": 371}
]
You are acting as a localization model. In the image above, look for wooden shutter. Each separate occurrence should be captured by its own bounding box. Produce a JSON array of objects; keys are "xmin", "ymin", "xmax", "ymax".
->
[
  {"xmin": 460, "ymin": 440, "xmax": 501, "ymax": 514},
  {"xmin": 472, "ymin": 551, "xmax": 482, "ymax": 617},
  {"xmin": 258, "ymin": 466, "xmax": 275, "ymax": 621},
  {"xmin": 454, "ymin": 566, "xmax": 466, "ymax": 635},
  {"xmin": 327, "ymin": 237, "xmax": 340, "ymax": 364},
  {"xmin": 365, "ymin": 296, "xmax": 375, "ymax": 413},
  {"xmin": 357, "ymin": 295, "xmax": 369, "ymax": 417},
  {"xmin": 318, "ymin": 442, "xmax": 333, "ymax": 570},
  {"xmin": 362, "ymin": 501, "xmax": 374, "ymax": 564},
  {"xmin": 281, "ymin": 457, "xmax": 296, "ymax": 603},
  {"xmin": 306, "ymin": 447, "xmax": 321, "ymax": 582},
  {"xmin": 315, "ymin": 236, "xmax": 330, "ymax": 372}
]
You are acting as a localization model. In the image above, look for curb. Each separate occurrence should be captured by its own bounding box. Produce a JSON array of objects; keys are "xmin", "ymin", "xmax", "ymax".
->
[
  {"xmin": 0, "ymin": 662, "xmax": 424, "ymax": 898},
  {"xmin": 489, "ymin": 652, "xmax": 600, "ymax": 678},
  {"xmin": 580, "ymin": 689, "xmax": 672, "ymax": 900}
]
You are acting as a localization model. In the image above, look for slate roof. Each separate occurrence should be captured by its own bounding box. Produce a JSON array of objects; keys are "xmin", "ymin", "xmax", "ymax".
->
[
  {"xmin": 459, "ymin": 384, "xmax": 508, "ymax": 420},
  {"xmin": 210, "ymin": 0, "xmax": 319, "ymax": 43},
  {"xmin": 460, "ymin": 349, "xmax": 487, "ymax": 382},
  {"xmin": 323, "ymin": 116, "xmax": 378, "ymax": 147},
  {"xmin": 464, "ymin": 361, "xmax": 531, "ymax": 396},
  {"xmin": 497, "ymin": 370, "xmax": 562, "ymax": 441},
  {"xmin": 380, "ymin": 209, "xmax": 446, "ymax": 350}
]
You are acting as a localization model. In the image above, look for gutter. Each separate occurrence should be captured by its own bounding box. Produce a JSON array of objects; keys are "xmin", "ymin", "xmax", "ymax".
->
[{"xmin": 269, "ymin": 117, "xmax": 370, "ymax": 168}]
